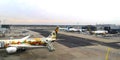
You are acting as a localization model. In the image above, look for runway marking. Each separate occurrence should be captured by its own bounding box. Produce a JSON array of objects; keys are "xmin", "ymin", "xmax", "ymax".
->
[{"xmin": 105, "ymin": 48, "xmax": 110, "ymax": 60}]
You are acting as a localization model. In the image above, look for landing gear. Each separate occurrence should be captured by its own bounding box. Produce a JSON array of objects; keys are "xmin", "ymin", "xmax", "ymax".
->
[{"xmin": 17, "ymin": 48, "xmax": 26, "ymax": 52}]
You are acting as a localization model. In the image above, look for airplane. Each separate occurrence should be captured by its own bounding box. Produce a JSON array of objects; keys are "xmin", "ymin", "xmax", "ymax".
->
[
  {"xmin": 59, "ymin": 26, "xmax": 80, "ymax": 32},
  {"xmin": 0, "ymin": 27, "xmax": 59, "ymax": 54},
  {"xmin": 68, "ymin": 27, "xmax": 79, "ymax": 32},
  {"xmin": 91, "ymin": 30, "xmax": 108, "ymax": 35},
  {"xmin": 59, "ymin": 27, "xmax": 68, "ymax": 31}
]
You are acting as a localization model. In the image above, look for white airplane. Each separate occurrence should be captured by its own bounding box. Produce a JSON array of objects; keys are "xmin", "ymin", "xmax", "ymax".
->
[
  {"xmin": 59, "ymin": 27, "xmax": 68, "ymax": 31},
  {"xmin": 59, "ymin": 27, "xmax": 80, "ymax": 32},
  {"xmin": 92, "ymin": 30, "xmax": 108, "ymax": 35},
  {"xmin": 0, "ymin": 27, "xmax": 59, "ymax": 53},
  {"xmin": 68, "ymin": 28, "xmax": 79, "ymax": 32}
]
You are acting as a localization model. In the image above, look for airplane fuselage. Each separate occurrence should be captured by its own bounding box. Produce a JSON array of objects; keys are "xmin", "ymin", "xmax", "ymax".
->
[{"xmin": 0, "ymin": 38, "xmax": 46, "ymax": 48}]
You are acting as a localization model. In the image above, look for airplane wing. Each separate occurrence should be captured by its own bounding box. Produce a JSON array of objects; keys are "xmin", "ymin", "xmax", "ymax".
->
[{"xmin": 20, "ymin": 35, "xmax": 31, "ymax": 41}]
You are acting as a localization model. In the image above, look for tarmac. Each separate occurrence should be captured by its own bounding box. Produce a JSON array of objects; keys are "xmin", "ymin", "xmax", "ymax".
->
[{"xmin": 0, "ymin": 28, "xmax": 120, "ymax": 60}]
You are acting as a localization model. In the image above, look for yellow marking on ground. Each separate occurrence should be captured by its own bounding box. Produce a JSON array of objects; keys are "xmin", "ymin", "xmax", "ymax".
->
[{"xmin": 105, "ymin": 48, "xmax": 110, "ymax": 60}]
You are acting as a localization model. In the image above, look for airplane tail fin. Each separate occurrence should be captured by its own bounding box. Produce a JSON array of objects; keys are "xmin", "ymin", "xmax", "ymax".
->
[
  {"xmin": 47, "ymin": 27, "xmax": 59, "ymax": 41},
  {"xmin": 45, "ymin": 27, "xmax": 59, "ymax": 51},
  {"xmin": 54, "ymin": 27, "xmax": 59, "ymax": 34}
]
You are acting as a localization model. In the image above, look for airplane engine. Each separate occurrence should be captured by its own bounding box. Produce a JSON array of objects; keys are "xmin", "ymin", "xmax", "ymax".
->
[{"xmin": 6, "ymin": 47, "xmax": 17, "ymax": 53}]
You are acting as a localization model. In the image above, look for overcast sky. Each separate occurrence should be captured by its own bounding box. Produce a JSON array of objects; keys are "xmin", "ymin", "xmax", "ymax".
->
[{"xmin": 0, "ymin": 0, "xmax": 120, "ymax": 25}]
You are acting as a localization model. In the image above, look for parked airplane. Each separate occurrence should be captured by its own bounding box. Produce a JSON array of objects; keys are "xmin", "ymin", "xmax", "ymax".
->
[
  {"xmin": 0, "ymin": 27, "xmax": 59, "ymax": 53},
  {"xmin": 68, "ymin": 27, "xmax": 79, "ymax": 32},
  {"xmin": 92, "ymin": 30, "xmax": 108, "ymax": 35},
  {"xmin": 59, "ymin": 27, "xmax": 80, "ymax": 32},
  {"xmin": 59, "ymin": 27, "xmax": 68, "ymax": 31}
]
